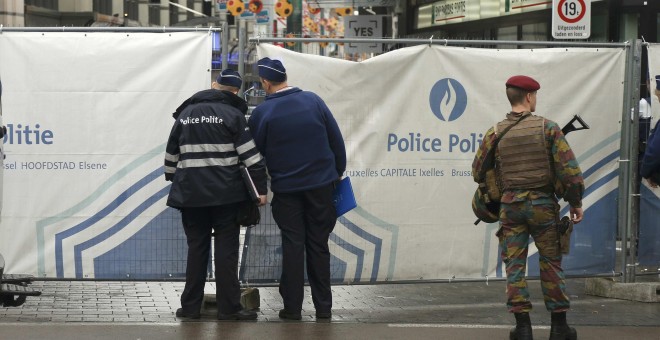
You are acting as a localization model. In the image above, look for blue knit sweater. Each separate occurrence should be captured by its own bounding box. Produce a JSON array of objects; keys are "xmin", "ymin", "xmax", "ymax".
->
[{"xmin": 248, "ymin": 87, "xmax": 346, "ymax": 193}]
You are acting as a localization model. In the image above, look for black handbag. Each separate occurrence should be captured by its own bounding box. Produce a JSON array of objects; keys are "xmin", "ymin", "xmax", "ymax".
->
[{"xmin": 236, "ymin": 200, "xmax": 260, "ymax": 227}]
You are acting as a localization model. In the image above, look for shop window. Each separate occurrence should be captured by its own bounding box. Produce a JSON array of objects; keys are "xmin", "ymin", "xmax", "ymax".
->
[
  {"xmin": 149, "ymin": 2, "xmax": 161, "ymax": 26},
  {"xmin": 169, "ymin": 3, "xmax": 179, "ymax": 25},
  {"xmin": 657, "ymin": 13, "xmax": 660, "ymax": 41},
  {"xmin": 187, "ymin": 0, "xmax": 195, "ymax": 20},
  {"xmin": 590, "ymin": 12, "xmax": 608, "ymax": 42},
  {"xmin": 522, "ymin": 22, "xmax": 547, "ymax": 41},
  {"xmin": 496, "ymin": 26, "xmax": 517, "ymax": 49},
  {"xmin": 24, "ymin": 0, "xmax": 58, "ymax": 10},
  {"xmin": 93, "ymin": 0, "xmax": 113, "ymax": 15},
  {"xmin": 123, "ymin": 0, "xmax": 139, "ymax": 21},
  {"xmin": 620, "ymin": 13, "xmax": 639, "ymax": 42}
]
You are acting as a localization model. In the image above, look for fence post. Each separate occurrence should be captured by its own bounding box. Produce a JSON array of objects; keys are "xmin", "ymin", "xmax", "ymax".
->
[
  {"xmin": 628, "ymin": 39, "xmax": 642, "ymax": 283},
  {"xmin": 238, "ymin": 19, "xmax": 247, "ymax": 96},
  {"xmin": 619, "ymin": 39, "xmax": 642, "ymax": 283},
  {"xmin": 222, "ymin": 21, "xmax": 229, "ymax": 71}
]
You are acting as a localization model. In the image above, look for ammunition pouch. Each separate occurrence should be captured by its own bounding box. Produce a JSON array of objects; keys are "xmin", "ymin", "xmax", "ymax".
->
[{"xmin": 485, "ymin": 168, "xmax": 501, "ymax": 202}]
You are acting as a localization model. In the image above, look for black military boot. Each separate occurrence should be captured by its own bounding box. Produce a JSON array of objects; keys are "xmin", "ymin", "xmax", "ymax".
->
[
  {"xmin": 549, "ymin": 312, "xmax": 577, "ymax": 340},
  {"xmin": 509, "ymin": 312, "xmax": 533, "ymax": 340}
]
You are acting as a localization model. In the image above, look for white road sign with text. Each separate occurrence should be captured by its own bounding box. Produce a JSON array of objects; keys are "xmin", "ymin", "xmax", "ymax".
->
[{"xmin": 552, "ymin": 0, "xmax": 590, "ymax": 39}]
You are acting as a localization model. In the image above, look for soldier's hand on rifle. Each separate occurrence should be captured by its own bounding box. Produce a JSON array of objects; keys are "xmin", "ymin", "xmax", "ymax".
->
[{"xmin": 570, "ymin": 207, "xmax": 583, "ymax": 224}]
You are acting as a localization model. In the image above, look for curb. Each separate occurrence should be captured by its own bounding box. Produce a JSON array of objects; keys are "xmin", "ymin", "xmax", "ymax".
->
[{"xmin": 584, "ymin": 278, "xmax": 660, "ymax": 302}]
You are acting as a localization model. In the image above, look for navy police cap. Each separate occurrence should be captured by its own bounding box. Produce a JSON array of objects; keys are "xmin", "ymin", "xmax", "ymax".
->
[
  {"xmin": 505, "ymin": 75, "xmax": 540, "ymax": 91},
  {"xmin": 258, "ymin": 57, "xmax": 287, "ymax": 82},
  {"xmin": 216, "ymin": 69, "xmax": 243, "ymax": 88}
]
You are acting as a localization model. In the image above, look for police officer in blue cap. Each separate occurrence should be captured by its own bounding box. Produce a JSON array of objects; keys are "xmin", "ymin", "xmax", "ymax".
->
[
  {"xmin": 248, "ymin": 57, "xmax": 347, "ymax": 321},
  {"xmin": 165, "ymin": 69, "xmax": 267, "ymax": 320}
]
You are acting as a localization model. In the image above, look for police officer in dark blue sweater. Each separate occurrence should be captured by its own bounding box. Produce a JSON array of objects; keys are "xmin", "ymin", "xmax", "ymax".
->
[
  {"xmin": 248, "ymin": 58, "xmax": 347, "ymax": 320},
  {"xmin": 165, "ymin": 70, "xmax": 267, "ymax": 321}
]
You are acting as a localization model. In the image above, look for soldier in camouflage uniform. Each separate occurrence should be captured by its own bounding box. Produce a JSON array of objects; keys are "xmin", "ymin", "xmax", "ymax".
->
[{"xmin": 472, "ymin": 75, "xmax": 584, "ymax": 340}]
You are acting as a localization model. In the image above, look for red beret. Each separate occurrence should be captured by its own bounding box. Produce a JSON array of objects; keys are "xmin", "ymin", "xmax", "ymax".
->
[{"xmin": 505, "ymin": 75, "xmax": 540, "ymax": 91}]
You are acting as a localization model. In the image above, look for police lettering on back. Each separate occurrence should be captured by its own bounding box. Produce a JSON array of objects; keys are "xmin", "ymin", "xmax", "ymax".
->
[{"xmin": 178, "ymin": 116, "xmax": 223, "ymax": 125}]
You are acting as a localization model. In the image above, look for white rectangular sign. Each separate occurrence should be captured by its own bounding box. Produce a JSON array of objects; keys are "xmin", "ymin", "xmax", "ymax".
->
[
  {"xmin": 432, "ymin": 0, "xmax": 467, "ymax": 24},
  {"xmin": 344, "ymin": 15, "xmax": 385, "ymax": 54},
  {"xmin": 552, "ymin": 0, "xmax": 591, "ymax": 39}
]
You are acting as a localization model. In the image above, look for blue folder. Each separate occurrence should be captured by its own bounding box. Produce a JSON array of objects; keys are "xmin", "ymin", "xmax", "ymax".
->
[{"xmin": 333, "ymin": 177, "xmax": 357, "ymax": 217}]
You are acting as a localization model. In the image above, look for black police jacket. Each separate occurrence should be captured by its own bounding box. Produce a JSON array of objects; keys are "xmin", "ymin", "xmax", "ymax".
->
[{"xmin": 164, "ymin": 89, "xmax": 267, "ymax": 208}]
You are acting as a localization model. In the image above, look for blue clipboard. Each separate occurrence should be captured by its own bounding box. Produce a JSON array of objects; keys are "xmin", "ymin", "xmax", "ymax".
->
[{"xmin": 333, "ymin": 177, "xmax": 357, "ymax": 217}]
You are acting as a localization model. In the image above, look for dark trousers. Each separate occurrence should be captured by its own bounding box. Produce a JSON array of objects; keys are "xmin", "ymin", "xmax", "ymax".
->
[
  {"xmin": 180, "ymin": 203, "xmax": 242, "ymax": 315},
  {"xmin": 271, "ymin": 183, "xmax": 337, "ymax": 313}
]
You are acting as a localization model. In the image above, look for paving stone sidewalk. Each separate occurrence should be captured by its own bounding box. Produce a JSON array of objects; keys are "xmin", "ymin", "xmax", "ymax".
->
[{"xmin": 1, "ymin": 278, "xmax": 659, "ymax": 327}]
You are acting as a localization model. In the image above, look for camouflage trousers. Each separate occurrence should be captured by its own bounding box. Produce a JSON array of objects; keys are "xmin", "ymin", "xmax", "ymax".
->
[{"xmin": 498, "ymin": 199, "xmax": 569, "ymax": 313}]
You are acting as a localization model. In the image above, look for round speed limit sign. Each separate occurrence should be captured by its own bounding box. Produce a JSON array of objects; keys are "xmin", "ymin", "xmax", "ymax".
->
[{"xmin": 552, "ymin": 0, "xmax": 591, "ymax": 39}]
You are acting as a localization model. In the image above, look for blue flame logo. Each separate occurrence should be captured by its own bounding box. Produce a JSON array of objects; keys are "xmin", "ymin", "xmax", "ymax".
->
[{"xmin": 429, "ymin": 78, "xmax": 468, "ymax": 122}]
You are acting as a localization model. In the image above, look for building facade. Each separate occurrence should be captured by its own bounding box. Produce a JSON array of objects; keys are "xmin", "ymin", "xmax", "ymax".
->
[
  {"xmin": 401, "ymin": 0, "xmax": 658, "ymax": 42},
  {"xmin": 1, "ymin": 0, "xmax": 215, "ymax": 27}
]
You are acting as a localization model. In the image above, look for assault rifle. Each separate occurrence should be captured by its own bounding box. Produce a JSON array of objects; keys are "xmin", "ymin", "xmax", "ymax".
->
[{"xmin": 562, "ymin": 115, "xmax": 590, "ymax": 135}]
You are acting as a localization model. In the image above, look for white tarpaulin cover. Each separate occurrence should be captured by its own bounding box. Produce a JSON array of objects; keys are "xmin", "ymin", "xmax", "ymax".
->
[
  {"xmin": 0, "ymin": 32, "xmax": 210, "ymax": 277},
  {"xmin": 253, "ymin": 43, "xmax": 624, "ymax": 281},
  {"xmin": 0, "ymin": 35, "xmax": 626, "ymax": 280}
]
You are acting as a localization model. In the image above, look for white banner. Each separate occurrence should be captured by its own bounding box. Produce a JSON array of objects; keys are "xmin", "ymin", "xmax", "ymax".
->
[
  {"xmin": 0, "ymin": 32, "xmax": 211, "ymax": 277},
  {"xmin": 258, "ymin": 43, "xmax": 624, "ymax": 280}
]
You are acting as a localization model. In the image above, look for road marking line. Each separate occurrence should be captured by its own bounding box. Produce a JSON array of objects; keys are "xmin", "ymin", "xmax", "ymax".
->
[{"xmin": 388, "ymin": 324, "xmax": 551, "ymax": 330}]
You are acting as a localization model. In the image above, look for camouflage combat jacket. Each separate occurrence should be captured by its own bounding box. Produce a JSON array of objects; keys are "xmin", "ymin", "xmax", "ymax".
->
[{"xmin": 472, "ymin": 112, "xmax": 585, "ymax": 208}]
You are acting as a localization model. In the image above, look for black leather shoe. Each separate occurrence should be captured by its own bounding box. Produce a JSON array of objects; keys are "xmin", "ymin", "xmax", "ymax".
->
[
  {"xmin": 316, "ymin": 311, "xmax": 332, "ymax": 319},
  {"xmin": 278, "ymin": 309, "xmax": 302, "ymax": 320},
  {"xmin": 175, "ymin": 308, "xmax": 200, "ymax": 319},
  {"xmin": 217, "ymin": 309, "xmax": 258, "ymax": 321}
]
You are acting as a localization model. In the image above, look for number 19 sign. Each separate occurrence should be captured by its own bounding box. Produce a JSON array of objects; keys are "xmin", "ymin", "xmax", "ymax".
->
[{"xmin": 552, "ymin": 0, "xmax": 590, "ymax": 39}]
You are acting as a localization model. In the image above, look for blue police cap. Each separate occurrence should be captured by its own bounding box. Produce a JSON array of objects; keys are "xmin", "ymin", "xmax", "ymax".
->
[
  {"xmin": 258, "ymin": 57, "xmax": 287, "ymax": 82},
  {"xmin": 216, "ymin": 69, "xmax": 243, "ymax": 88}
]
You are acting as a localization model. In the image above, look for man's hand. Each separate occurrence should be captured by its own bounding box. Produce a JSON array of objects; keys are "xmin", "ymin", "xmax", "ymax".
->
[
  {"xmin": 647, "ymin": 177, "xmax": 659, "ymax": 188},
  {"xmin": 257, "ymin": 195, "xmax": 267, "ymax": 206},
  {"xmin": 570, "ymin": 207, "xmax": 583, "ymax": 224}
]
